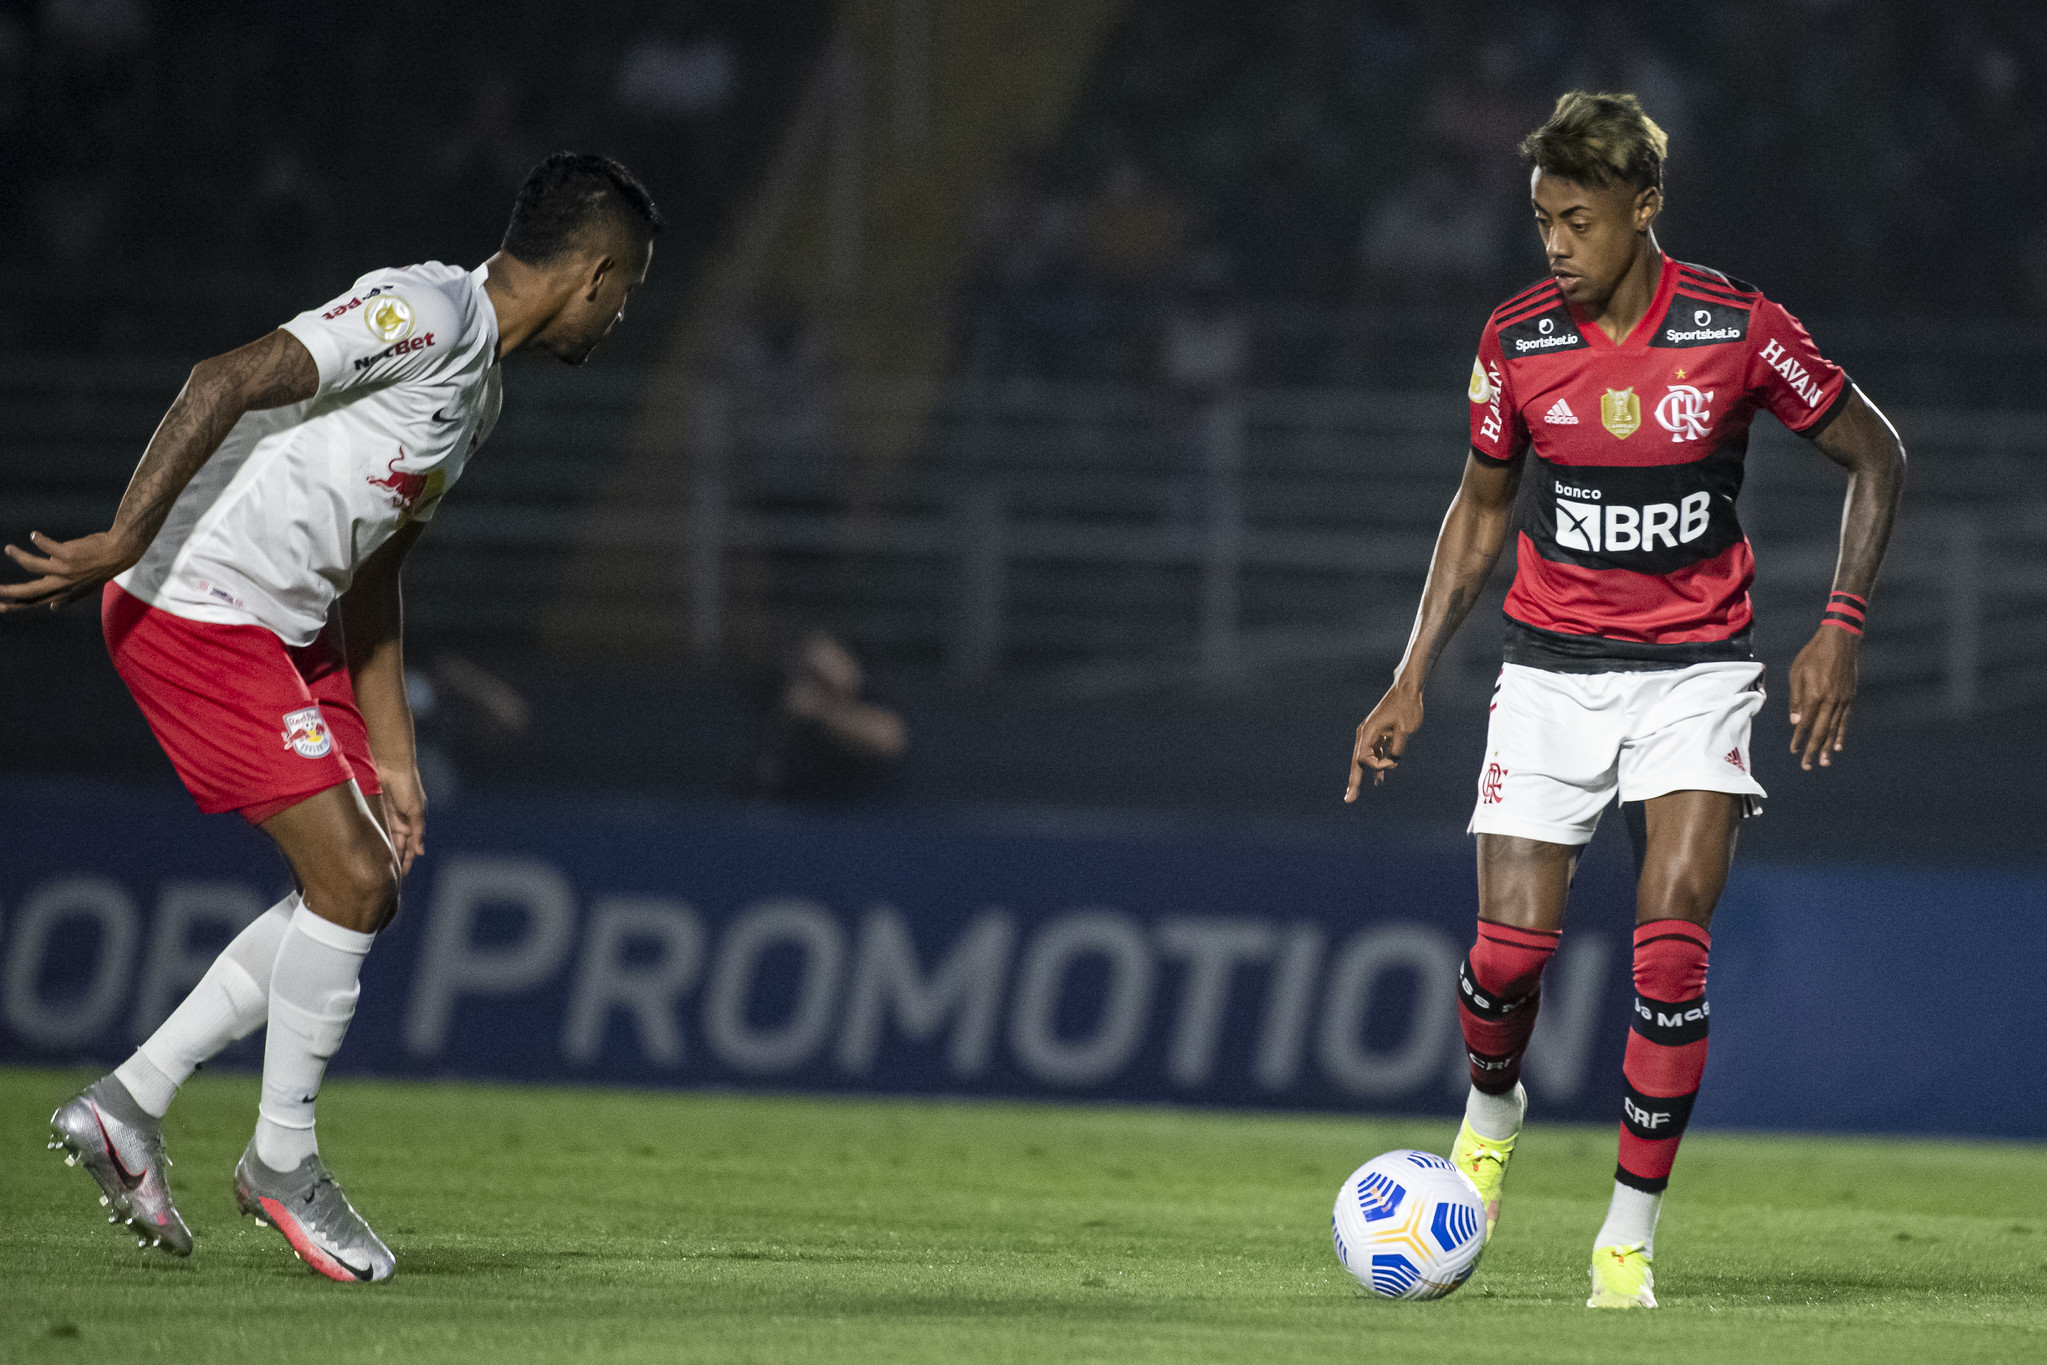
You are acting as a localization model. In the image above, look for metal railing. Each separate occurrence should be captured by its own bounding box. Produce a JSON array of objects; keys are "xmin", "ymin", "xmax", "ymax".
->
[{"xmin": 1, "ymin": 360, "xmax": 2042, "ymax": 719}]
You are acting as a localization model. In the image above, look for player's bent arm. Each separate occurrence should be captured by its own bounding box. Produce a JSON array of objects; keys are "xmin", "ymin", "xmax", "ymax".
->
[
  {"xmin": 0, "ymin": 329, "xmax": 318, "ymax": 610},
  {"xmin": 1787, "ymin": 386, "xmax": 1907, "ymax": 771},
  {"xmin": 340, "ymin": 522, "xmax": 427, "ymax": 870},
  {"xmin": 1345, "ymin": 452, "xmax": 1521, "ymax": 799}
]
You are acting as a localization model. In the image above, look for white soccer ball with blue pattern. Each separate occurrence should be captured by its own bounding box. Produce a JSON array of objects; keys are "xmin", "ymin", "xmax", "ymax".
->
[{"xmin": 1331, "ymin": 1149, "xmax": 1486, "ymax": 1300}]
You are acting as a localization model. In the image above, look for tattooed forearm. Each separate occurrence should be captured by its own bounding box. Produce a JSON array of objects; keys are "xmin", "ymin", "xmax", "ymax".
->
[{"xmin": 108, "ymin": 330, "xmax": 319, "ymax": 552}]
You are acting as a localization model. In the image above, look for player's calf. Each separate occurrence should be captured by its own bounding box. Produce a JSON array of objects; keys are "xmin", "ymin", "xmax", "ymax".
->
[
  {"xmin": 1452, "ymin": 920, "xmax": 1558, "ymax": 1241},
  {"xmin": 1591, "ymin": 918, "xmax": 1711, "ymax": 1292},
  {"xmin": 1458, "ymin": 919, "xmax": 1560, "ymax": 1095}
]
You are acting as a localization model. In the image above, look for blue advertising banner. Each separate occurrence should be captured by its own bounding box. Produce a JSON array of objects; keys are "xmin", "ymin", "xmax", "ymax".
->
[
  {"xmin": 0, "ymin": 785, "xmax": 1633, "ymax": 1122},
  {"xmin": 3, "ymin": 784, "xmax": 2042, "ymax": 1138}
]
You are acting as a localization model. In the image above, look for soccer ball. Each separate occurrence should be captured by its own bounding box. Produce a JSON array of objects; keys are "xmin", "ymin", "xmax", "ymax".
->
[{"xmin": 1331, "ymin": 1149, "xmax": 1486, "ymax": 1300}]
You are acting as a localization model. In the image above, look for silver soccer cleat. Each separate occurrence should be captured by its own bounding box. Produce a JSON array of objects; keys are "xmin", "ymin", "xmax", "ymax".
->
[
  {"xmin": 48, "ymin": 1077, "xmax": 194, "ymax": 1256},
  {"xmin": 233, "ymin": 1140, "xmax": 394, "ymax": 1283}
]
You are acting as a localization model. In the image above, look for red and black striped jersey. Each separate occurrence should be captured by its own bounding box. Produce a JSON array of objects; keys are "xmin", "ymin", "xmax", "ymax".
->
[{"xmin": 1467, "ymin": 255, "xmax": 1849, "ymax": 670}]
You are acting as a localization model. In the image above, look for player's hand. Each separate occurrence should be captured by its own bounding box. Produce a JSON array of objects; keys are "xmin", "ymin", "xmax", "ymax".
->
[
  {"xmin": 1788, "ymin": 625, "xmax": 1857, "ymax": 770},
  {"xmin": 0, "ymin": 529, "xmax": 143, "ymax": 612},
  {"xmin": 377, "ymin": 765, "xmax": 428, "ymax": 875},
  {"xmin": 1346, "ymin": 683, "xmax": 1424, "ymax": 800}
]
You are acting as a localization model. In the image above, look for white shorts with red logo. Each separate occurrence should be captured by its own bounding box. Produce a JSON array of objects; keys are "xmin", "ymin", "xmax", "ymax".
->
[{"xmin": 1468, "ymin": 660, "xmax": 1767, "ymax": 846}]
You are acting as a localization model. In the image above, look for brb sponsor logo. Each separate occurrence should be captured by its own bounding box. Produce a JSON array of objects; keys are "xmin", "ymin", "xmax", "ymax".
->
[
  {"xmin": 1556, "ymin": 488, "xmax": 1712, "ymax": 554},
  {"xmin": 1653, "ymin": 385, "xmax": 1714, "ymax": 443},
  {"xmin": 280, "ymin": 707, "xmax": 332, "ymax": 758}
]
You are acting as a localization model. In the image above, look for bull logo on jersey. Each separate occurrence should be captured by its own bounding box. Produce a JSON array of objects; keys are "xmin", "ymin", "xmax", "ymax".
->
[
  {"xmin": 365, "ymin": 295, "xmax": 415, "ymax": 343},
  {"xmin": 281, "ymin": 706, "xmax": 332, "ymax": 759},
  {"xmin": 1600, "ymin": 387, "xmax": 1641, "ymax": 439},
  {"xmin": 1654, "ymin": 385, "xmax": 1715, "ymax": 443},
  {"xmin": 367, "ymin": 447, "xmax": 446, "ymax": 519}
]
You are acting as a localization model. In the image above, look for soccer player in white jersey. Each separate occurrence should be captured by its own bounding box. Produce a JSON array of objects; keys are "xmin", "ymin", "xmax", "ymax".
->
[{"xmin": 1, "ymin": 153, "xmax": 660, "ymax": 1282}]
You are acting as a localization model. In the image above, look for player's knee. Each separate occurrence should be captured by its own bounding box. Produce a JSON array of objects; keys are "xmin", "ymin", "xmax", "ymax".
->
[{"xmin": 317, "ymin": 843, "xmax": 398, "ymax": 933}]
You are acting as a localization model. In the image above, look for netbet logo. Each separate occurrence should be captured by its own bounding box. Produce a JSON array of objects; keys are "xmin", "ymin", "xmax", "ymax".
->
[{"xmin": 1556, "ymin": 486, "xmax": 1712, "ymax": 554}]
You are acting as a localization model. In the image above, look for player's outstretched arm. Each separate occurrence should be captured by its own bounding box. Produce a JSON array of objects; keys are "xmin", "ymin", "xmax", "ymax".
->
[
  {"xmin": 0, "ymin": 329, "xmax": 318, "ymax": 611},
  {"xmin": 340, "ymin": 522, "xmax": 427, "ymax": 875},
  {"xmin": 1346, "ymin": 452, "xmax": 1521, "ymax": 800},
  {"xmin": 1788, "ymin": 386, "xmax": 1906, "ymax": 771}
]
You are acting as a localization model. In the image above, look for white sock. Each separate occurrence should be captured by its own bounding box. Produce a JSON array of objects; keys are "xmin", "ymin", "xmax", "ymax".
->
[
  {"xmin": 1594, "ymin": 1181, "xmax": 1663, "ymax": 1254},
  {"xmin": 1464, "ymin": 1083, "xmax": 1524, "ymax": 1142},
  {"xmin": 115, "ymin": 894, "xmax": 298, "ymax": 1118},
  {"xmin": 255, "ymin": 903, "xmax": 374, "ymax": 1171}
]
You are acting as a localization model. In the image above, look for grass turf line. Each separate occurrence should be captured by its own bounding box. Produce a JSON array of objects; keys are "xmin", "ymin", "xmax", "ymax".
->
[{"xmin": 3, "ymin": 1067, "xmax": 2045, "ymax": 1363}]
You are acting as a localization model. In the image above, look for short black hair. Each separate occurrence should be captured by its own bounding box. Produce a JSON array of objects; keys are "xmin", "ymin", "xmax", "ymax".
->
[
  {"xmin": 1520, "ymin": 91, "xmax": 1669, "ymax": 196},
  {"xmin": 501, "ymin": 153, "xmax": 663, "ymax": 265}
]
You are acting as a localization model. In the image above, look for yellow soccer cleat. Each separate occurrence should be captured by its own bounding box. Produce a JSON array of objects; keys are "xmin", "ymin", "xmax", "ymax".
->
[
  {"xmin": 1587, "ymin": 1242, "xmax": 1658, "ymax": 1308},
  {"xmin": 1449, "ymin": 1083, "xmax": 1526, "ymax": 1243}
]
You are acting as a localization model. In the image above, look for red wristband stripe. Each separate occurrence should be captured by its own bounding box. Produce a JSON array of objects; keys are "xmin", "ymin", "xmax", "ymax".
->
[
  {"xmin": 1821, "ymin": 614, "xmax": 1863, "ymax": 636},
  {"xmin": 1827, "ymin": 592, "xmax": 1868, "ymax": 618}
]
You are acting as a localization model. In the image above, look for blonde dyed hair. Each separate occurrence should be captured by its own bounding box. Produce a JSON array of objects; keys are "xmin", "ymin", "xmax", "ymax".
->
[{"xmin": 1520, "ymin": 91, "xmax": 1668, "ymax": 195}]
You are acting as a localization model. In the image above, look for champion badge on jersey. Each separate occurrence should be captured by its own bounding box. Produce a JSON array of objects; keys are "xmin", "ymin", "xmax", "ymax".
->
[
  {"xmin": 365, "ymin": 296, "xmax": 414, "ymax": 343},
  {"xmin": 281, "ymin": 706, "xmax": 333, "ymax": 758},
  {"xmin": 1467, "ymin": 357, "xmax": 1492, "ymax": 404},
  {"xmin": 1600, "ymin": 387, "xmax": 1641, "ymax": 440}
]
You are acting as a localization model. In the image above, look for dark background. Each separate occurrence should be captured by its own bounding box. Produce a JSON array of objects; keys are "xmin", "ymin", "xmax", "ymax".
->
[{"xmin": 1, "ymin": 0, "xmax": 2041, "ymax": 861}]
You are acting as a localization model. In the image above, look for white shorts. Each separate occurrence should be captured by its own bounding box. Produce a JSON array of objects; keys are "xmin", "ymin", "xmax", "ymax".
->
[{"xmin": 1468, "ymin": 661, "xmax": 1767, "ymax": 847}]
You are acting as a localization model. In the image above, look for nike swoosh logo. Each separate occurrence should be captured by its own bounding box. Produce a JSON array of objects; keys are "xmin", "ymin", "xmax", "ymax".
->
[{"xmin": 91, "ymin": 1105, "xmax": 146, "ymax": 1192}]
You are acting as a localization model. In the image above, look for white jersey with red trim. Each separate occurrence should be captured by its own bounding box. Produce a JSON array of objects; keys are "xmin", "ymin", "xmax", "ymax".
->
[{"xmin": 115, "ymin": 261, "xmax": 502, "ymax": 647}]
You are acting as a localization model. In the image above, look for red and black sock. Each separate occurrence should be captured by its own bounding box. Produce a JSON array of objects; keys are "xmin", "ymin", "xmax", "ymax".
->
[
  {"xmin": 1458, "ymin": 920, "xmax": 1561, "ymax": 1094},
  {"xmin": 1616, "ymin": 919, "xmax": 1712, "ymax": 1193}
]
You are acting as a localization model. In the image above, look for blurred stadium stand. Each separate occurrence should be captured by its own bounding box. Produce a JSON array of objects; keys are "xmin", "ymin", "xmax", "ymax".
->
[{"xmin": 3, "ymin": 0, "xmax": 2045, "ymax": 849}]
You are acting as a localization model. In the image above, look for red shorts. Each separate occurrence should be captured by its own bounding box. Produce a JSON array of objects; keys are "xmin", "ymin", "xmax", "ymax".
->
[{"xmin": 103, "ymin": 583, "xmax": 380, "ymax": 824}]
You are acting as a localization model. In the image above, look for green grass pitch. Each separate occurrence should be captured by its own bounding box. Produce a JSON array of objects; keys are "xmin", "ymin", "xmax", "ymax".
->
[{"xmin": 4, "ymin": 1068, "xmax": 2045, "ymax": 1363}]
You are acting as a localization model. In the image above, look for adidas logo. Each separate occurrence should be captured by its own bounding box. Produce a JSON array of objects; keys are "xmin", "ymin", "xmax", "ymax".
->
[
  {"xmin": 1544, "ymin": 398, "xmax": 1579, "ymax": 424},
  {"xmin": 1724, "ymin": 748, "xmax": 1745, "ymax": 771}
]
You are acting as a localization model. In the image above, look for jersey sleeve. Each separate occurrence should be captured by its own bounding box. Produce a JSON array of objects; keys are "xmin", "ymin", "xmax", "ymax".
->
[
  {"xmin": 280, "ymin": 277, "xmax": 472, "ymax": 400},
  {"xmin": 1746, "ymin": 298, "xmax": 1850, "ymax": 436},
  {"xmin": 1467, "ymin": 322, "xmax": 1528, "ymax": 463}
]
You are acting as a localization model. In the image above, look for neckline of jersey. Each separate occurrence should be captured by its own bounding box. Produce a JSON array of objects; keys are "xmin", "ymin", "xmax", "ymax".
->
[
  {"xmin": 1567, "ymin": 253, "xmax": 1678, "ymax": 353},
  {"xmin": 469, "ymin": 262, "xmax": 503, "ymax": 367}
]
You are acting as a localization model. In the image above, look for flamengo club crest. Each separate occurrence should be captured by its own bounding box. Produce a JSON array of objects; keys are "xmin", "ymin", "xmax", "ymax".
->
[
  {"xmin": 1600, "ymin": 387, "xmax": 1641, "ymax": 439},
  {"xmin": 1654, "ymin": 384, "xmax": 1715, "ymax": 442}
]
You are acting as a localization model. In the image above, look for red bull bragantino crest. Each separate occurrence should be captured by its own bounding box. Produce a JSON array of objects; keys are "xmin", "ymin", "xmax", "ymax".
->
[{"xmin": 280, "ymin": 706, "xmax": 332, "ymax": 758}]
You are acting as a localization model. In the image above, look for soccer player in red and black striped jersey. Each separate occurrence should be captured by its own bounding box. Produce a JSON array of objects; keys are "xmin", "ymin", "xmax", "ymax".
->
[{"xmin": 1343, "ymin": 91, "xmax": 1905, "ymax": 1307}]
